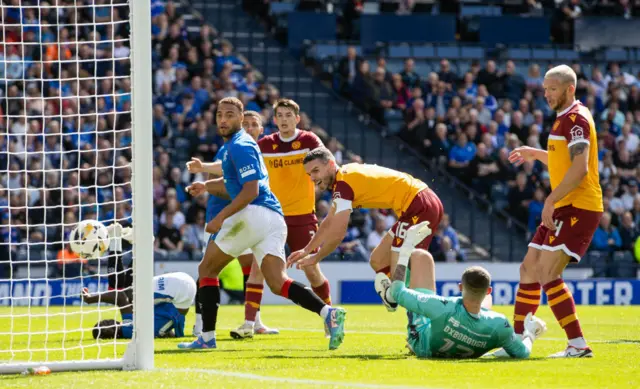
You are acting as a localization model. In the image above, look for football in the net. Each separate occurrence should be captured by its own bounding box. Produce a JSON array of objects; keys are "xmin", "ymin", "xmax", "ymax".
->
[{"xmin": 69, "ymin": 220, "xmax": 111, "ymax": 260}]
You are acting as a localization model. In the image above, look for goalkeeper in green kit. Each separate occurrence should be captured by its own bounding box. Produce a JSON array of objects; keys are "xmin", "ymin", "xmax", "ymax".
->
[{"xmin": 375, "ymin": 221, "xmax": 547, "ymax": 359}]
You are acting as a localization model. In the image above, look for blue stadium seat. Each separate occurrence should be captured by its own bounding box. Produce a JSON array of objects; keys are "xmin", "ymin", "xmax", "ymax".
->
[
  {"xmin": 313, "ymin": 44, "xmax": 339, "ymax": 59},
  {"xmin": 389, "ymin": 45, "xmax": 412, "ymax": 58},
  {"xmin": 532, "ymin": 48, "xmax": 555, "ymax": 61},
  {"xmin": 270, "ymin": 2, "xmax": 296, "ymax": 15},
  {"xmin": 436, "ymin": 46, "xmax": 460, "ymax": 60},
  {"xmin": 555, "ymin": 49, "xmax": 579, "ymax": 61},
  {"xmin": 507, "ymin": 48, "xmax": 532, "ymax": 60},
  {"xmin": 455, "ymin": 61, "xmax": 472, "ymax": 74},
  {"xmin": 460, "ymin": 5, "xmax": 502, "ymax": 17},
  {"xmin": 460, "ymin": 46, "xmax": 484, "ymax": 60},
  {"xmin": 412, "ymin": 46, "xmax": 436, "ymax": 59},
  {"xmin": 604, "ymin": 48, "xmax": 629, "ymax": 62}
]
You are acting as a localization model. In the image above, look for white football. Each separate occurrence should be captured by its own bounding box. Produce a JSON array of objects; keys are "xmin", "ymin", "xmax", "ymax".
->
[{"xmin": 69, "ymin": 220, "xmax": 110, "ymax": 260}]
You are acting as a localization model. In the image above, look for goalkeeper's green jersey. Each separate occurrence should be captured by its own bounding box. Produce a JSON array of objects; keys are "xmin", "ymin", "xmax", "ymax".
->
[{"xmin": 390, "ymin": 281, "xmax": 530, "ymax": 359}]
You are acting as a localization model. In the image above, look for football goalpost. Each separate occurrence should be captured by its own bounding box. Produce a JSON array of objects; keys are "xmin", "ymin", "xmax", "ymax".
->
[{"xmin": 0, "ymin": 0, "xmax": 154, "ymax": 373}]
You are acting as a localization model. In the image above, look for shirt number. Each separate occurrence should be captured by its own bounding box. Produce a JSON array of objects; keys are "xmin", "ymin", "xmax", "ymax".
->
[
  {"xmin": 553, "ymin": 220, "xmax": 564, "ymax": 237},
  {"xmin": 438, "ymin": 338, "xmax": 475, "ymax": 358},
  {"xmin": 395, "ymin": 222, "xmax": 410, "ymax": 239}
]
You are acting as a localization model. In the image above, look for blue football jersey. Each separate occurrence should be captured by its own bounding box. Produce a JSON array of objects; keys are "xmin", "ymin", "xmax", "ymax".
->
[
  {"xmin": 205, "ymin": 149, "xmax": 230, "ymax": 222},
  {"xmin": 219, "ymin": 129, "xmax": 283, "ymax": 216}
]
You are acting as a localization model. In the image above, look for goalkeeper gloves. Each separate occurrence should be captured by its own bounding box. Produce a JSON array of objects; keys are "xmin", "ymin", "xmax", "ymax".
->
[{"xmin": 522, "ymin": 312, "xmax": 547, "ymax": 342}]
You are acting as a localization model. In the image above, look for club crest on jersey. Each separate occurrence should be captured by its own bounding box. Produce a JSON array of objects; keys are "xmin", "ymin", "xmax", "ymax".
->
[
  {"xmin": 292, "ymin": 141, "xmax": 301, "ymax": 150},
  {"xmin": 272, "ymin": 144, "xmax": 278, "ymax": 150},
  {"xmin": 549, "ymin": 236, "xmax": 556, "ymax": 244},
  {"xmin": 569, "ymin": 114, "xmax": 577, "ymax": 122},
  {"xmin": 571, "ymin": 217, "xmax": 579, "ymax": 227},
  {"xmin": 570, "ymin": 125, "xmax": 585, "ymax": 141},
  {"xmin": 552, "ymin": 121, "xmax": 560, "ymax": 132}
]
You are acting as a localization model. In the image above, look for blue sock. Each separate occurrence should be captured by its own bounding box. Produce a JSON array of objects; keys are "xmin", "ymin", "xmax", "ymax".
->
[{"xmin": 122, "ymin": 313, "xmax": 133, "ymax": 322}]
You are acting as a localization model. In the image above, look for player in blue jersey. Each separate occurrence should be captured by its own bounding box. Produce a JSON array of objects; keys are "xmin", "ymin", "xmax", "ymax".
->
[
  {"xmin": 87, "ymin": 271, "xmax": 196, "ymax": 340},
  {"xmin": 375, "ymin": 222, "xmax": 547, "ymax": 358},
  {"xmin": 178, "ymin": 97, "xmax": 346, "ymax": 350},
  {"xmin": 188, "ymin": 111, "xmax": 278, "ymax": 337}
]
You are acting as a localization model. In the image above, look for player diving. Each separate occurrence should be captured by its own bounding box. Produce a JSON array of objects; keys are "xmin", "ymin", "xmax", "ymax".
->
[{"xmin": 375, "ymin": 222, "xmax": 548, "ymax": 358}]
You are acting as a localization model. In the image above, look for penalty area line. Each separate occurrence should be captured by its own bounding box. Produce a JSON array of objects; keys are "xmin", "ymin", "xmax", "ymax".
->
[{"xmin": 158, "ymin": 368, "xmax": 441, "ymax": 389}]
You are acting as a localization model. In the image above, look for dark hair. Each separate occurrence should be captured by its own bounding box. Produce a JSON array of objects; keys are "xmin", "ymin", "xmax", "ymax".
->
[
  {"xmin": 92, "ymin": 319, "xmax": 122, "ymax": 339},
  {"xmin": 461, "ymin": 266, "xmax": 491, "ymax": 295},
  {"xmin": 218, "ymin": 97, "xmax": 244, "ymax": 112},
  {"xmin": 273, "ymin": 98, "xmax": 300, "ymax": 116},
  {"xmin": 303, "ymin": 147, "xmax": 335, "ymax": 165}
]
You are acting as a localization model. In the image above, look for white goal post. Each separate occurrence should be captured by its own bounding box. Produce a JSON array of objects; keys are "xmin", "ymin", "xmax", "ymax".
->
[{"xmin": 0, "ymin": 0, "xmax": 153, "ymax": 374}]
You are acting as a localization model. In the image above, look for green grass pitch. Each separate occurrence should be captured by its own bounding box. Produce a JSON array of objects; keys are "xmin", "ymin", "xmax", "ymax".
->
[{"xmin": 1, "ymin": 305, "xmax": 639, "ymax": 389}]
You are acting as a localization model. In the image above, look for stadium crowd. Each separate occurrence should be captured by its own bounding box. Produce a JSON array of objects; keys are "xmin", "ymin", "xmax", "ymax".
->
[
  {"xmin": 0, "ymin": 1, "xmax": 468, "ymax": 280},
  {"xmin": 337, "ymin": 48, "xmax": 640, "ymax": 259}
]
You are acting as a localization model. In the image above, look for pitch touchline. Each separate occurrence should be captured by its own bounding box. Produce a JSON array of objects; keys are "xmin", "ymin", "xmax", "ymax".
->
[
  {"xmin": 158, "ymin": 368, "xmax": 439, "ymax": 389},
  {"xmin": 219, "ymin": 327, "xmax": 638, "ymax": 344}
]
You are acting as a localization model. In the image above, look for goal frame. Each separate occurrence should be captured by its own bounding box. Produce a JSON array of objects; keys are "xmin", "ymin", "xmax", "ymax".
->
[{"xmin": 0, "ymin": 0, "xmax": 154, "ymax": 374}]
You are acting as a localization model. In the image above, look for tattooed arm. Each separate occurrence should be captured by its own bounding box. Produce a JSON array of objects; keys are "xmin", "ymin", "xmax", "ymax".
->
[{"xmin": 545, "ymin": 142, "xmax": 589, "ymax": 206}]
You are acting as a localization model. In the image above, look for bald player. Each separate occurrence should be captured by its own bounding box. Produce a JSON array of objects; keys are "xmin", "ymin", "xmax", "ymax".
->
[
  {"xmin": 505, "ymin": 64, "xmax": 602, "ymax": 358},
  {"xmin": 287, "ymin": 147, "xmax": 444, "ymax": 314}
]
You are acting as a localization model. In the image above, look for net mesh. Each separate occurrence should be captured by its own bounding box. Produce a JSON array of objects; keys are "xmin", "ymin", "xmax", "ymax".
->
[{"xmin": 0, "ymin": 0, "xmax": 134, "ymax": 365}]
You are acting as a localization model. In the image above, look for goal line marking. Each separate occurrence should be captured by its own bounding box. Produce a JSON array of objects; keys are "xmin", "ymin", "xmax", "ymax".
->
[{"xmin": 158, "ymin": 368, "xmax": 440, "ymax": 389}]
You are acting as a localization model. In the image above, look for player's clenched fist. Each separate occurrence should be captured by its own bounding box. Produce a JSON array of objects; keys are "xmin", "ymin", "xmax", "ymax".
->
[
  {"xmin": 186, "ymin": 157, "xmax": 204, "ymax": 173},
  {"xmin": 186, "ymin": 182, "xmax": 206, "ymax": 197},
  {"xmin": 205, "ymin": 215, "xmax": 223, "ymax": 234}
]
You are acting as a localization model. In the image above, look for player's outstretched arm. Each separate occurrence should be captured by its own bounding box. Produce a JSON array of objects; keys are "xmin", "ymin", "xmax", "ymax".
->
[
  {"xmin": 287, "ymin": 203, "xmax": 349, "ymax": 268},
  {"xmin": 387, "ymin": 281, "xmax": 450, "ymax": 320},
  {"xmin": 186, "ymin": 158, "xmax": 223, "ymax": 177},
  {"xmin": 497, "ymin": 313, "xmax": 546, "ymax": 358},
  {"xmin": 508, "ymin": 146, "xmax": 548, "ymax": 166}
]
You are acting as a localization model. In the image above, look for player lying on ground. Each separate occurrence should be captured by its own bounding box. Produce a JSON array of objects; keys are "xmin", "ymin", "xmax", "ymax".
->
[
  {"xmin": 179, "ymin": 97, "xmax": 345, "ymax": 350},
  {"xmin": 287, "ymin": 147, "xmax": 444, "ymax": 313},
  {"xmin": 187, "ymin": 110, "xmax": 278, "ymax": 338},
  {"xmin": 506, "ymin": 65, "xmax": 601, "ymax": 358},
  {"xmin": 85, "ymin": 271, "xmax": 196, "ymax": 339},
  {"xmin": 189, "ymin": 102, "xmax": 333, "ymax": 338},
  {"xmin": 375, "ymin": 222, "xmax": 547, "ymax": 358}
]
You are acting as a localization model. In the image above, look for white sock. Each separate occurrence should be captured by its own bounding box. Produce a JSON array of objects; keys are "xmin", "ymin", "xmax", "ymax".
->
[
  {"xmin": 194, "ymin": 314, "xmax": 202, "ymax": 329},
  {"xmin": 201, "ymin": 330, "xmax": 216, "ymax": 342},
  {"xmin": 244, "ymin": 320, "xmax": 255, "ymax": 328},
  {"xmin": 385, "ymin": 288, "xmax": 397, "ymax": 304},
  {"xmin": 568, "ymin": 337, "xmax": 587, "ymax": 349},
  {"xmin": 319, "ymin": 305, "xmax": 331, "ymax": 319},
  {"xmin": 255, "ymin": 311, "xmax": 262, "ymax": 327}
]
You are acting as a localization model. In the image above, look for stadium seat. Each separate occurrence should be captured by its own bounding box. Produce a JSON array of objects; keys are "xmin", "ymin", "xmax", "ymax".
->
[
  {"xmin": 532, "ymin": 48, "xmax": 555, "ymax": 61},
  {"xmin": 459, "ymin": 46, "xmax": 485, "ymax": 60},
  {"xmin": 507, "ymin": 48, "xmax": 532, "ymax": 60},
  {"xmin": 412, "ymin": 45, "xmax": 436, "ymax": 59},
  {"xmin": 270, "ymin": 2, "xmax": 297, "ymax": 15},
  {"xmin": 436, "ymin": 46, "xmax": 460, "ymax": 60},
  {"xmin": 362, "ymin": 2, "xmax": 380, "ymax": 14},
  {"xmin": 555, "ymin": 49, "xmax": 579, "ymax": 61},
  {"xmin": 604, "ymin": 48, "xmax": 629, "ymax": 62},
  {"xmin": 388, "ymin": 45, "xmax": 412, "ymax": 58}
]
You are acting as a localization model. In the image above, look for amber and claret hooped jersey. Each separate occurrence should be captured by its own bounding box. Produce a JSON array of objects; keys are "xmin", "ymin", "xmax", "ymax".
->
[
  {"xmin": 547, "ymin": 101, "xmax": 603, "ymax": 212},
  {"xmin": 332, "ymin": 163, "xmax": 428, "ymax": 216},
  {"xmin": 258, "ymin": 130, "xmax": 323, "ymax": 218}
]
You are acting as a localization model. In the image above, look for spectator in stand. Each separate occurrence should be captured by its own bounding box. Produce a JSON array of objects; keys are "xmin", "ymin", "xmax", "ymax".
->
[
  {"xmin": 338, "ymin": 46, "xmax": 363, "ymax": 91},
  {"xmin": 502, "ymin": 61, "xmax": 525, "ymax": 105},
  {"xmin": 438, "ymin": 59, "xmax": 457, "ymax": 88},
  {"xmin": 447, "ymin": 133, "xmax": 476, "ymax": 180},
  {"xmin": 476, "ymin": 60, "xmax": 502, "ymax": 98},
  {"xmin": 508, "ymin": 171, "xmax": 534, "ymax": 224},
  {"xmin": 592, "ymin": 212, "xmax": 622, "ymax": 253},
  {"xmin": 400, "ymin": 58, "xmax": 420, "ymax": 89},
  {"xmin": 182, "ymin": 209, "xmax": 207, "ymax": 260},
  {"xmin": 619, "ymin": 211, "xmax": 639, "ymax": 251},
  {"xmin": 366, "ymin": 217, "xmax": 388, "ymax": 252},
  {"xmin": 469, "ymin": 142, "xmax": 499, "ymax": 198},
  {"xmin": 391, "ymin": 73, "xmax": 410, "ymax": 110},
  {"xmin": 527, "ymin": 188, "xmax": 545, "ymax": 236}
]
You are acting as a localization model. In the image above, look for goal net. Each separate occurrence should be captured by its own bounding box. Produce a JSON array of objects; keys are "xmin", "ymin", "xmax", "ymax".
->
[{"xmin": 0, "ymin": 0, "xmax": 154, "ymax": 373}]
